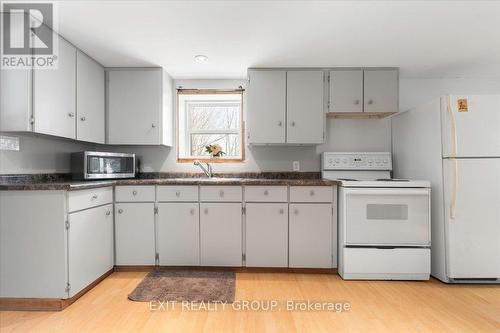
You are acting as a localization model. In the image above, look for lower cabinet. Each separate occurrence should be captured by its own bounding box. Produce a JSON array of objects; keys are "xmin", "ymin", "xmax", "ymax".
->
[
  {"xmin": 289, "ymin": 203, "xmax": 333, "ymax": 268},
  {"xmin": 200, "ymin": 203, "xmax": 242, "ymax": 266},
  {"xmin": 245, "ymin": 203, "xmax": 288, "ymax": 267},
  {"xmin": 115, "ymin": 203, "xmax": 155, "ymax": 265},
  {"xmin": 157, "ymin": 203, "xmax": 200, "ymax": 266},
  {"xmin": 68, "ymin": 204, "xmax": 114, "ymax": 297}
]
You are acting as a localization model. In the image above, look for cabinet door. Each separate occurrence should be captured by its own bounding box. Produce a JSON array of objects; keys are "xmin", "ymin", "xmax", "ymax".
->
[
  {"xmin": 200, "ymin": 203, "xmax": 242, "ymax": 266},
  {"xmin": 68, "ymin": 204, "xmax": 113, "ymax": 297},
  {"xmin": 76, "ymin": 51, "xmax": 105, "ymax": 143},
  {"xmin": 157, "ymin": 203, "xmax": 200, "ymax": 266},
  {"xmin": 0, "ymin": 11, "xmax": 32, "ymax": 132},
  {"xmin": 107, "ymin": 69, "xmax": 162, "ymax": 144},
  {"xmin": 33, "ymin": 34, "xmax": 76, "ymax": 139},
  {"xmin": 115, "ymin": 203, "xmax": 155, "ymax": 265},
  {"xmin": 329, "ymin": 70, "xmax": 363, "ymax": 113},
  {"xmin": 363, "ymin": 69, "xmax": 398, "ymax": 113},
  {"xmin": 286, "ymin": 71, "xmax": 324, "ymax": 144},
  {"xmin": 245, "ymin": 203, "xmax": 288, "ymax": 267},
  {"xmin": 247, "ymin": 70, "xmax": 286, "ymax": 144},
  {"xmin": 289, "ymin": 203, "xmax": 332, "ymax": 268}
]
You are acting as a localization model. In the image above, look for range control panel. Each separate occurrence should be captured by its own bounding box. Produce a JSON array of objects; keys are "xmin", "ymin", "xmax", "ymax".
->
[{"xmin": 322, "ymin": 152, "xmax": 392, "ymax": 171}]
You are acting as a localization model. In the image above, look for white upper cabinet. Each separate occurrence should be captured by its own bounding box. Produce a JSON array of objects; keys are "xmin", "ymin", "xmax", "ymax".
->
[
  {"xmin": 363, "ymin": 69, "xmax": 398, "ymax": 113},
  {"xmin": 247, "ymin": 70, "xmax": 286, "ymax": 144},
  {"xmin": 33, "ymin": 34, "xmax": 77, "ymax": 139},
  {"xmin": 76, "ymin": 51, "xmax": 105, "ymax": 144},
  {"xmin": 107, "ymin": 68, "xmax": 172, "ymax": 145},
  {"xmin": 286, "ymin": 71, "xmax": 324, "ymax": 144},
  {"xmin": 247, "ymin": 69, "xmax": 325, "ymax": 145},
  {"xmin": 329, "ymin": 70, "xmax": 363, "ymax": 113}
]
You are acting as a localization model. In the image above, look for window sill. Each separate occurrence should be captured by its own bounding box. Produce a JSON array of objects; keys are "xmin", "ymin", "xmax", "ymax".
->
[{"xmin": 177, "ymin": 158, "xmax": 244, "ymax": 164}]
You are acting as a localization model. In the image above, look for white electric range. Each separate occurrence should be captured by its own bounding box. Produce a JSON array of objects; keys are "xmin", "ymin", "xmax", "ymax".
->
[{"xmin": 322, "ymin": 152, "xmax": 431, "ymax": 280}]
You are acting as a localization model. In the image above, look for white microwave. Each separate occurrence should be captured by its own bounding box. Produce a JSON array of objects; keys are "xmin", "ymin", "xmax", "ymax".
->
[{"xmin": 71, "ymin": 151, "xmax": 136, "ymax": 180}]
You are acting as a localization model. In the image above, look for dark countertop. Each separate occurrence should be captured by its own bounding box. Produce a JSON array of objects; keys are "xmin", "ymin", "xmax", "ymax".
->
[{"xmin": 0, "ymin": 173, "xmax": 340, "ymax": 191}]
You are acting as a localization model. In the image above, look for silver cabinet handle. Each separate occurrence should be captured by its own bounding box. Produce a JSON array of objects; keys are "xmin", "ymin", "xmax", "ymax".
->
[
  {"xmin": 278, "ymin": 121, "xmax": 282, "ymax": 127},
  {"xmin": 310, "ymin": 190, "xmax": 315, "ymax": 196},
  {"xmin": 175, "ymin": 190, "xmax": 181, "ymax": 197},
  {"xmin": 151, "ymin": 123, "xmax": 156, "ymax": 128},
  {"xmin": 264, "ymin": 190, "xmax": 269, "ymax": 196},
  {"xmin": 294, "ymin": 209, "xmax": 299, "ymax": 215},
  {"xmin": 219, "ymin": 190, "xmax": 224, "ymax": 197},
  {"xmin": 132, "ymin": 190, "xmax": 137, "ymax": 196},
  {"xmin": 204, "ymin": 208, "xmax": 208, "ymax": 214},
  {"xmin": 279, "ymin": 208, "xmax": 284, "ymax": 215},
  {"xmin": 80, "ymin": 116, "xmax": 86, "ymax": 121},
  {"xmin": 106, "ymin": 210, "xmax": 111, "ymax": 216},
  {"xmin": 291, "ymin": 121, "xmax": 295, "ymax": 127},
  {"xmin": 367, "ymin": 99, "xmax": 374, "ymax": 105},
  {"xmin": 118, "ymin": 209, "xmax": 123, "ymax": 214},
  {"xmin": 68, "ymin": 112, "xmax": 75, "ymax": 118},
  {"xmin": 91, "ymin": 194, "xmax": 98, "ymax": 200},
  {"xmin": 354, "ymin": 100, "xmax": 360, "ymax": 105},
  {"xmin": 190, "ymin": 208, "xmax": 195, "ymax": 215}
]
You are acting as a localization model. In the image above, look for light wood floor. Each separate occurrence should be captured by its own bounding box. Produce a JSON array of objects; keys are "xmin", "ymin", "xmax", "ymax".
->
[{"xmin": 1, "ymin": 272, "xmax": 499, "ymax": 333}]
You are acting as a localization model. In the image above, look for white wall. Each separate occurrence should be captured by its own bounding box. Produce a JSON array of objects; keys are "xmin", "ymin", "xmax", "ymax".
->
[{"xmin": 2, "ymin": 77, "xmax": 499, "ymax": 174}]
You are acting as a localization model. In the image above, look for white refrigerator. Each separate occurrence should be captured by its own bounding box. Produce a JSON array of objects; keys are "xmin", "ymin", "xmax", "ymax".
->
[{"xmin": 392, "ymin": 95, "xmax": 500, "ymax": 283}]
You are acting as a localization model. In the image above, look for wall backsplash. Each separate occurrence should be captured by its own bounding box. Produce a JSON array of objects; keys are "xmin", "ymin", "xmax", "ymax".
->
[{"xmin": 1, "ymin": 77, "xmax": 499, "ymax": 175}]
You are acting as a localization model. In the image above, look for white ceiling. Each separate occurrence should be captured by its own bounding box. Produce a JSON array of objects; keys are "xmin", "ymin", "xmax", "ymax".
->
[{"xmin": 52, "ymin": 0, "xmax": 500, "ymax": 79}]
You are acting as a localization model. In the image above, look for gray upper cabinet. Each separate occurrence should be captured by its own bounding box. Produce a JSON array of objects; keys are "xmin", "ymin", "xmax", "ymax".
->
[
  {"xmin": 247, "ymin": 69, "xmax": 324, "ymax": 145},
  {"xmin": 33, "ymin": 34, "xmax": 77, "ymax": 139},
  {"xmin": 363, "ymin": 69, "xmax": 398, "ymax": 113},
  {"xmin": 286, "ymin": 71, "xmax": 324, "ymax": 144},
  {"xmin": 76, "ymin": 51, "xmax": 105, "ymax": 144},
  {"xmin": 247, "ymin": 70, "xmax": 286, "ymax": 144},
  {"xmin": 107, "ymin": 68, "xmax": 171, "ymax": 145},
  {"xmin": 329, "ymin": 70, "xmax": 363, "ymax": 113}
]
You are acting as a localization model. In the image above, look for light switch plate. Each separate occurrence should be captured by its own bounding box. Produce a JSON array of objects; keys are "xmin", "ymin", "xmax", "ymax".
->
[
  {"xmin": 292, "ymin": 161, "xmax": 300, "ymax": 171},
  {"xmin": 0, "ymin": 136, "xmax": 20, "ymax": 151}
]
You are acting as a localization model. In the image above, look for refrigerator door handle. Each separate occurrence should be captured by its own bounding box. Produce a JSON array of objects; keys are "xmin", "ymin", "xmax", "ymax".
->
[{"xmin": 447, "ymin": 96, "xmax": 459, "ymax": 219}]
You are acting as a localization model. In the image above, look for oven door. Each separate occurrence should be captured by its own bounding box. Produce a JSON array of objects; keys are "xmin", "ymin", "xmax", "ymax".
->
[{"xmin": 343, "ymin": 188, "xmax": 430, "ymax": 246}]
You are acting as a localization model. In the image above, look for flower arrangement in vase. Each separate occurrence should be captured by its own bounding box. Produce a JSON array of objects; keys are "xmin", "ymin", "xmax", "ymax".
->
[{"xmin": 205, "ymin": 144, "xmax": 226, "ymax": 158}]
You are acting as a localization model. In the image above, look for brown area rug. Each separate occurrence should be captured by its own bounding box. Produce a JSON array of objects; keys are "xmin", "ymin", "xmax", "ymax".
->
[{"xmin": 128, "ymin": 270, "xmax": 235, "ymax": 303}]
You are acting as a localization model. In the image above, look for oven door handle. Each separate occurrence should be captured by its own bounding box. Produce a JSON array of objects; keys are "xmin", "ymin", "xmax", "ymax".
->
[{"xmin": 345, "ymin": 189, "xmax": 429, "ymax": 196}]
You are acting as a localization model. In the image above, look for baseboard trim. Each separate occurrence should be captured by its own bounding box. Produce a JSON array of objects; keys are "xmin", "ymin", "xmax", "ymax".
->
[
  {"xmin": 0, "ymin": 268, "xmax": 114, "ymax": 312},
  {"xmin": 115, "ymin": 265, "xmax": 338, "ymax": 274}
]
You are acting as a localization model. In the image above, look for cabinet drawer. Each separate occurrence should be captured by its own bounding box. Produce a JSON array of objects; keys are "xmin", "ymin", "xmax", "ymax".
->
[
  {"xmin": 68, "ymin": 187, "xmax": 113, "ymax": 212},
  {"xmin": 290, "ymin": 186, "xmax": 333, "ymax": 203},
  {"xmin": 115, "ymin": 186, "xmax": 155, "ymax": 202},
  {"xmin": 200, "ymin": 186, "xmax": 242, "ymax": 202},
  {"xmin": 157, "ymin": 186, "xmax": 198, "ymax": 202},
  {"xmin": 244, "ymin": 186, "xmax": 287, "ymax": 202}
]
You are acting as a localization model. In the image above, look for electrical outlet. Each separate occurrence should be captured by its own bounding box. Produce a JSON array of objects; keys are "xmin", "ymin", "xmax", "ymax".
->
[
  {"xmin": 292, "ymin": 161, "xmax": 300, "ymax": 171},
  {"xmin": 0, "ymin": 136, "xmax": 20, "ymax": 151}
]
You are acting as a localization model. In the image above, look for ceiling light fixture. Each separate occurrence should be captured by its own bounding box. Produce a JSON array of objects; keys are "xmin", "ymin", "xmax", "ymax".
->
[{"xmin": 194, "ymin": 54, "xmax": 208, "ymax": 63}]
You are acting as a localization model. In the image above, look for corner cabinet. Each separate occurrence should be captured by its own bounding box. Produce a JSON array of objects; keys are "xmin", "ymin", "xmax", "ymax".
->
[
  {"xmin": 247, "ymin": 69, "xmax": 325, "ymax": 145},
  {"xmin": 106, "ymin": 68, "xmax": 173, "ymax": 146},
  {"xmin": 0, "ymin": 22, "xmax": 107, "ymax": 144},
  {"xmin": 0, "ymin": 187, "xmax": 114, "ymax": 299},
  {"xmin": 33, "ymin": 34, "xmax": 77, "ymax": 139},
  {"xmin": 76, "ymin": 51, "xmax": 105, "ymax": 144}
]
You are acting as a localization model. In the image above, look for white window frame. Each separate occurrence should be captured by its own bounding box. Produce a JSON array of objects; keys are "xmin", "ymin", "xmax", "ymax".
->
[{"xmin": 177, "ymin": 90, "xmax": 244, "ymax": 162}]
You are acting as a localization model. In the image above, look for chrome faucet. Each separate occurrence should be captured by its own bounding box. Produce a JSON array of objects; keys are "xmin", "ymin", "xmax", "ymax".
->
[{"xmin": 193, "ymin": 160, "xmax": 213, "ymax": 178}]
